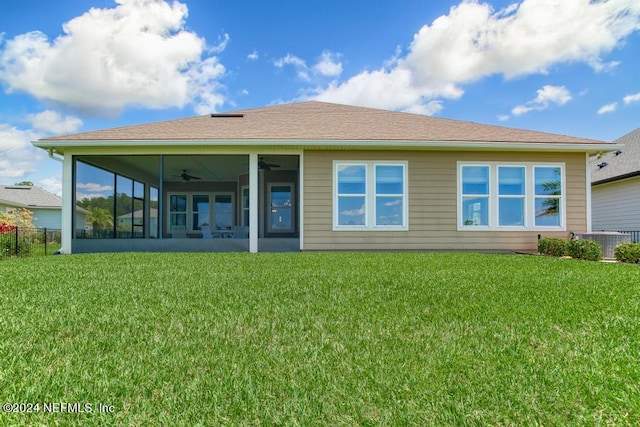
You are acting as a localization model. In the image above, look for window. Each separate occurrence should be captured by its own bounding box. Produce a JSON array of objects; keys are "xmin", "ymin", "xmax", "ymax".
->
[
  {"xmin": 192, "ymin": 195, "xmax": 210, "ymax": 231},
  {"xmin": 169, "ymin": 195, "xmax": 187, "ymax": 233},
  {"xmin": 461, "ymin": 166, "xmax": 489, "ymax": 226},
  {"xmin": 534, "ymin": 166, "xmax": 562, "ymax": 227},
  {"xmin": 458, "ymin": 162, "xmax": 564, "ymax": 230},
  {"xmin": 334, "ymin": 161, "xmax": 407, "ymax": 230},
  {"xmin": 167, "ymin": 192, "xmax": 234, "ymax": 234},
  {"xmin": 241, "ymin": 186, "xmax": 250, "ymax": 226},
  {"xmin": 498, "ymin": 166, "xmax": 525, "ymax": 226}
]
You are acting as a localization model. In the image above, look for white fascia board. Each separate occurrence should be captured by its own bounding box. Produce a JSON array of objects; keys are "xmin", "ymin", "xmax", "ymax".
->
[{"xmin": 33, "ymin": 139, "xmax": 623, "ymax": 154}]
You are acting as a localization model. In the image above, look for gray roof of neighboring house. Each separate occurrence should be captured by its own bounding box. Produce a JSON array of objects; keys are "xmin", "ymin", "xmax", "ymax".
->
[
  {"xmin": 591, "ymin": 127, "xmax": 640, "ymax": 185},
  {"xmin": 37, "ymin": 101, "xmax": 610, "ymax": 147},
  {"xmin": 0, "ymin": 185, "xmax": 62, "ymax": 209}
]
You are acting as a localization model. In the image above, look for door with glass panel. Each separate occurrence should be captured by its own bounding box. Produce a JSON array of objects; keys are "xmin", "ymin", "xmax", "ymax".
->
[{"xmin": 267, "ymin": 183, "xmax": 294, "ymax": 233}]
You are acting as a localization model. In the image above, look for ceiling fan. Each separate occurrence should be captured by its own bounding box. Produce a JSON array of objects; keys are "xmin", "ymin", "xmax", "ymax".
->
[
  {"xmin": 177, "ymin": 169, "xmax": 201, "ymax": 181},
  {"xmin": 259, "ymin": 157, "xmax": 280, "ymax": 171}
]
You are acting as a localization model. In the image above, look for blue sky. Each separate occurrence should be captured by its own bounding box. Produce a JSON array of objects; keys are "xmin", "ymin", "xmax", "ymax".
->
[{"xmin": 1, "ymin": 0, "xmax": 639, "ymax": 195}]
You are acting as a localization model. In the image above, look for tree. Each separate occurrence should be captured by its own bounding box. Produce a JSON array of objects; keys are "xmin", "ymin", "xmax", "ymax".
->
[
  {"xmin": 14, "ymin": 181, "xmax": 34, "ymax": 186},
  {"xmin": 0, "ymin": 208, "xmax": 35, "ymax": 228},
  {"xmin": 536, "ymin": 180, "xmax": 561, "ymax": 218},
  {"xmin": 86, "ymin": 207, "xmax": 113, "ymax": 232}
]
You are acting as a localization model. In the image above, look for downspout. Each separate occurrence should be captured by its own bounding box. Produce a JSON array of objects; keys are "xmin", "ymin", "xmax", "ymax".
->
[{"xmin": 48, "ymin": 148, "xmax": 64, "ymax": 163}]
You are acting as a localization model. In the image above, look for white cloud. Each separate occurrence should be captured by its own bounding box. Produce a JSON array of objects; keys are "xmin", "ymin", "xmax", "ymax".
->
[
  {"xmin": 597, "ymin": 102, "xmax": 618, "ymax": 115},
  {"xmin": 314, "ymin": 0, "xmax": 640, "ymax": 114},
  {"xmin": 511, "ymin": 85, "xmax": 572, "ymax": 116},
  {"xmin": 27, "ymin": 110, "xmax": 82, "ymax": 134},
  {"xmin": 497, "ymin": 114, "xmax": 510, "ymax": 121},
  {"xmin": 274, "ymin": 54, "xmax": 311, "ymax": 81},
  {"xmin": 0, "ymin": 0, "xmax": 228, "ymax": 116},
  {"xmin": 312, "ymin": 51, "xmax": 343, "ymax": 78},
  {"xmin": 247, "ymin": 50, "xmax": 259, "ymax": 61},
  {"xmin": 340, "ymin": 205, "xmax": 365, "ymax": 217},
  {"xmin": 275, "ymin": 51, "xmax": 344, "ymax": 82},
  {"xmin": 623, "ymin": 92, "xmax": 640, "ymax": 105},
  {"xmin": 40, "ymin": 176, "xmax": 63, "ymax": 197},
  {"xmin": 0, "ymin": 124, "xmax": 43, "ymax": 180}
]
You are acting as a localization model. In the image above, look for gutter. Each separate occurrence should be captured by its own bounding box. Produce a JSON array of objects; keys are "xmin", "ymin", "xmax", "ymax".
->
[{"xmin": 34, "ymin": 139, "xmax": 623, "ymax": 155}]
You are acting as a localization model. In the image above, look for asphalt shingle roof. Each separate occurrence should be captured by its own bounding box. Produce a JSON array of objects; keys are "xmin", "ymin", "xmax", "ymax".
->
[
  {"xmin": 0, "ymin": 185, "xmax": 62, "ymax": 209},
  {"xmin": 591, "ymin": 127, "xmax": 640, "ymax": 184},
  {"xmin": 39, "ymin": 101, "xmax": 606, "ymax": 145}
]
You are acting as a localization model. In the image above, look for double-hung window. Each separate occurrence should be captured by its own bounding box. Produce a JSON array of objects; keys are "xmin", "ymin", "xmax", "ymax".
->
[
  {"xmin": 334, "ymin": 161, "xmax": 408, "ymax": 230},
  {"xmin": 459, "ymin": 162, "xmax": 564, "ymax": 230}
]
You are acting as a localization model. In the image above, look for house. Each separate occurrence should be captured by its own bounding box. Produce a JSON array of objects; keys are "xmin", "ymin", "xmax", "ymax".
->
[
  {"xmin": 32, "ymin": 101, "xmax": 619, "ymax": 254},
  {"xmin": 590, "ymin": 127, "xmax": 640, "ymax": 241},
  {"xmin": 0, "ymin": 184, "xmax": 87, "ymax": 230}
]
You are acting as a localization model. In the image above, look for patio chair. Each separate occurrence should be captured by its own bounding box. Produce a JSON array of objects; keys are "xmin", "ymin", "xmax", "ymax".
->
[
  {"xmin": 201, "ymin": 225, "xmax": 214, "ymax": 239},
  {"xmin": 172, "ymin": 225, "xmax": 187, "ymax": 238},
  {"xmin": 231, "ymin": 225, "xmax": 249, "ymax": 239}
]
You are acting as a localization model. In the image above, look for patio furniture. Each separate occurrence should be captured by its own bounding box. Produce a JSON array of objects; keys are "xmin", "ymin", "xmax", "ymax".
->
[
  {"xmin": 201, "ymin": 225, "xmax": 214, "ymax": 239},
  {"xmin": 231, "ymin": 226, "xmax": 249, "ymax": 239}
]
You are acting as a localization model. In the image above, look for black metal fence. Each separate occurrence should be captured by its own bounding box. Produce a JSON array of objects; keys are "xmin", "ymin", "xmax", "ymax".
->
[{"xmin": 0, "ymin": 228, "xmax": 62, "ymax": 259}]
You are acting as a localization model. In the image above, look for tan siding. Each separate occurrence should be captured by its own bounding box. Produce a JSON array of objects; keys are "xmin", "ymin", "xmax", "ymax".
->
[
  {"xmin": 592, "ymin": 177, "xmax": 640, "ymax": 230},
  {"xmin": 303, "ymin": 150, "xmax": 587, "ymax": 251}
]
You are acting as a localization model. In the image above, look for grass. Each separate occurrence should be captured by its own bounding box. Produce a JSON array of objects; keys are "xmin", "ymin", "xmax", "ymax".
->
[{"xmin": 0, "ymin": 252, "xmax": 639, "ymax": 425}]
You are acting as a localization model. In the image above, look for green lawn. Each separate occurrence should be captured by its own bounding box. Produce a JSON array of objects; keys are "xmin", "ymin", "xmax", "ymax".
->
[{"xmin": 1, "ymin": 252, "xmax": 639, "ymax": 425}]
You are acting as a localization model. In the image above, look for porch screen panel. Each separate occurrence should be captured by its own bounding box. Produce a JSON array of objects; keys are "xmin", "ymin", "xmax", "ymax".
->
[
  {"xmin": 116, "ymin": 175, "xmax": 133, "ymax": 238},
  {"xmin": 214, "ymin": 195, "xmax": 233, "ymax": 229},
  {"xmin": 149, "ymin": 186, "xmax": 159, "ymax": 238},
  {"xmin": 75, "ymin": 160, "xmax": 116, "ymax": 238}
]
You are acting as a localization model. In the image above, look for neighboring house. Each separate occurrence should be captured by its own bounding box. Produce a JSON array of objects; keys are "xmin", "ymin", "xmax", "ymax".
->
[
  {"xmin": 33, "ymin": 101, "xmax": 619, "ymax": 254},
  {"xmin": 0, "ymin": 184, "xmax": 88, "ymax": 229},
  {"xmin": 591, "ymin": 127, "xmax": 640, "ymax": 237}
]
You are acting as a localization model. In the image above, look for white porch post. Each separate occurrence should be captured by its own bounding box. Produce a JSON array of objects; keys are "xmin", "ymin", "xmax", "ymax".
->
[
  {"xmin": 249, "ymin": 153, "xmax": 259, "ymax": 253},
  {"xmin": 585, "ymin": 152, "xmax": 592, "ymax": 233},
  {"xmin": 61, "ymin": 154, "xmax": 74, "ymax": 253}
]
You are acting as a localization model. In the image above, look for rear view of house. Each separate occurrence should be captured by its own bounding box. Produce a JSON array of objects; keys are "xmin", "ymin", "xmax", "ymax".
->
[{"xmin": 33, "ymin": 101, "xmax": 619, "ymax": 254}]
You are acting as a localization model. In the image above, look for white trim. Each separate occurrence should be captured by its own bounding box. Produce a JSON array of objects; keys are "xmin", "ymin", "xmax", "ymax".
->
[
  {"xmin": 299, "ymin": 152, "xmax": 304, "ymax": 251},
  {"xmin": 457, "ymin": 161, "xmax": 566, "ymax": 232},
  {"xmin": 333, "ymin": 160, "xmax": 408, "ymax": 231},
  {"xmin": 249, "ymin": 153, "xmax": 259, "ymax": 253},
  {"xmin": 585, "ymin": 152, "xmax": 592, "ymax": 233},
  {"xmin": 34, "ymin": 139, "xmax": 622, "ymax": 155},
  {"xmin": 62, "ymin": 154, "xmax": 73, "ymax": 253}
]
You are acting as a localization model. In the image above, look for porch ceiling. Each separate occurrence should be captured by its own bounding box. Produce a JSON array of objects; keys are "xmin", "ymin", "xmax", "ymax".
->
[{"xmin": 78, "ymin": 154, "xmax": 298, "ymax": 183}]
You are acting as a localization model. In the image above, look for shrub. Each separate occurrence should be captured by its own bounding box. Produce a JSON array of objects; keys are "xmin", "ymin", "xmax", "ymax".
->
[
  {"xmin": 614, "ymin": 242, "xmax": 640, "ymax": 264},
  {"xmin": 538, "ymin": 237, "xmax": 568, "ymax": 257},
  {"xmin": 567, "ymin": 239, "xmax": 602, "ymax": 261},
  {"xmin": 0, "ymin": 233, "xmax": 31, "ymax": 259}
]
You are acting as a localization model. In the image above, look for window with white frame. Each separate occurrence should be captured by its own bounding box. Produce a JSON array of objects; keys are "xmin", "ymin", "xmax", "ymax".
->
[
  {"xmin": 334, "ymin": 161, "xmax": 408, "ymax": 230},
  {"xmin": 168, "ymin": 192, "xmax": 234, "ymax": 233},
  {"xmin": 458, "ymin": 162, "xmax": 564, "ymax": 230}
]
